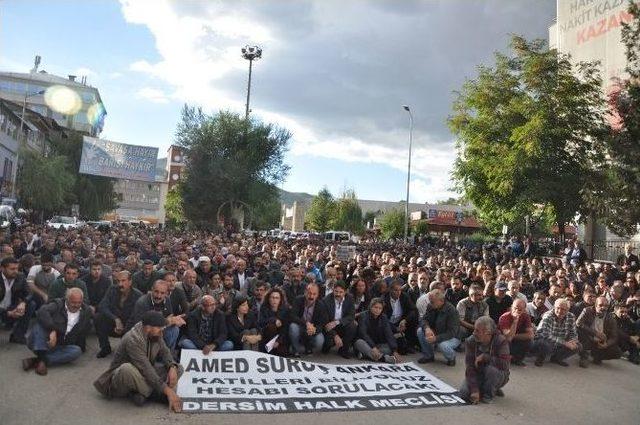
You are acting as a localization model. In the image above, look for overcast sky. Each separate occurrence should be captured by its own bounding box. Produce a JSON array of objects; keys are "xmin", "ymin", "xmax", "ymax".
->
[{"xmin": 1, "ymin": 0, "xmax": 556, "ymax": 202}]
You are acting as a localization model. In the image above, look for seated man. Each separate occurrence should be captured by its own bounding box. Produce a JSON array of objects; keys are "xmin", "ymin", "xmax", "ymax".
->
[
  {"xmin": 26, "ymin": 253, "xmax": 59, "ymax": 309},
  {"xmin": 456, "ymin": 284, "xmax": 489, "ymax": 341},
  {"xmin": 459, "ymin": 316, "xmax": 510, "ymax": 404},
  {"xmin": 533, "ymin": 298, "xmax": 581, "ymax": 367},
  {"xmin": 22, "ymin": 288, "xmax": 92, "ymax": 375},
  {"xmin": 417, "ymin": 290, "xmax": 460, "ymax": 366},
  {"xmin": 612, "ymin": 304, "xmax": 640, "ymax": 364},
  {"xmin": 94, "ymin": 311, "xmax": 183, "ymax": 411},
  {"xmin": 577, "ymin": 296, "xmax": 620, "ymax": 368},
  {"xmin": 354, "ymin": 297, "xmax": 400, "ymax": 364},
  {"xmin": 95, "ymin": 271, "xmax": 143, "ymax": 358},
  {"xmin": 127, "ymin": 280, "xmax": 186, "ymax": 350},
  {"xmin": 289, "ymin": 283, "xmax": 328, "ymax": 356},
  {"xmin": 47, "ymin": 263, "xmax": 88, "ymax": 301},
  {"xmin": 180, "ymin": 295, "xmax": 233, "ymax": 352},
  {"xmin": 322, "ymin": 281, "xmax": 357, "ymax": 358},
  {"xmin": 383, "ymin": 279, "xmax": 418, "ymax": 353},
  {"xmin": 0, "ymin": 257, "xmax": 32, "ymax": 344},
  {"xmin": 498, "ymin": 299, "xmax": 534, "ymax": 366},
  {"xmin": 176, "ymin": 269, "xmax": 202, "ymax": 312},
  {"xmin": 526, "ymin": 291, "xmax": 548, "ymax": 326}
]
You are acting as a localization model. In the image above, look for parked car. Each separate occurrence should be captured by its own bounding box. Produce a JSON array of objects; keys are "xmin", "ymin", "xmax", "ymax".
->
[{"xmin": 47, "ymin": 216, "xmax": 84, "ymax": 230}]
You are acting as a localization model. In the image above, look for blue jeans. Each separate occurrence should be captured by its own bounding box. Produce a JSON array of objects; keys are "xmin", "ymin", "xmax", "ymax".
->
[
  {"xmin": 28, "ymin": 323, "xmax": 82, "ymax": 365},
  {"xmin": 416, "ymin": 327, "xmax": 460, "ymax": 361},
  {"xmin": 163, "ymin": 325, "xmax": 180, "ymax": 349},
  {"xmin": 179, "ymin": 338, "xmax": 234, "ymax": 351},
  {"xmin": 289, "ymin": 323, "xmax": 324, "ymax": 354}
]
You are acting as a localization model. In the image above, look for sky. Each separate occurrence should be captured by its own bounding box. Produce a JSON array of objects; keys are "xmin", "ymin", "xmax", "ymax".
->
[{"xmin": 0, "ymin": 0, "xmax": 556, "ymax": 203}]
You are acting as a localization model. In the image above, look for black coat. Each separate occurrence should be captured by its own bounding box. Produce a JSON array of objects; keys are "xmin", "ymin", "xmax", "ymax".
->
[
  {"xmin": 98, "ymin": 285, "xmax": 143, "ymax": 325},
  {"xmin": 126, "ymin": 293, "xmax": 174, "ymax": 331},
  {"xmin": 36, "ymin": 298, "xmax": 93, "ymax": 350},
  {"xmin": 0, "ymin": 273, "xmax": 28, "ymax": 312},
  {"xmin": 383, "ymin": 292, "xmax": 418, "ymax": 325},
  {"xmin": 226, "ymin": 311, "xmax": 258, "ymax": 349},
  {"xmin": 258, "ymin": 305, "xmax": 290, "ymax": 331},
  {"xmin": 82, "ymin": 275, "xmax": 111, "ymax": 307},
  {"xmin": 322, "ymin": 294, "xmax": 356, "ymax": 328},
  {"xmin": 289, "ymin": 296, "xmax": 329, "ymax": 329},
  {"xmin": 185, "ymin": 307, "xmax": 228, "ymax": 349},
  {"xmin": 420, "ymin": 301, "xmax": 460, "ymax": 343},
  {"xmin": 357, "ymin": 311, "xmax": 397, "ymax": 350}
]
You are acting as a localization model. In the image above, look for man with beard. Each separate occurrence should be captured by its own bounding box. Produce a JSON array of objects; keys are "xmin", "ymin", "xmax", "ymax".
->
[
  {"xmin": 289, "ymin": 283, "xmax": 328, "ymax": 356},
  {"xmin": 0, "ymin": 257, "xmax": 31, "ymax": 344},
  {"xmin": 322, "ymin": 281, "xmax": 357, "ymax": 358},
  {"xmin": 323, "ymin": 266, "xmax": 338, "ymax": 297},
  {"xmin": 47, "ymin": 263, "xmax": 88, "ymax": 301},
  {"xmin": 95, "ymin": 271, "xmax": 143, "ymax": 358},
  {"xmin": 283, "ymin": 268, "xmax": 305, "ymax": 306},
  {"xmin": 94, "ymin": 310, "xmax": 183, "ymax": 410},
  {"xmin": 82, "ymin": 260, "xmax": 111, "ymax": 314},
  {"xmin": 127, "ymin": 280, "xmax": 186, "ymax": 350},
  {"xmin": 526, "ymin": 291, "xmax": 548, "ymax": 326},
  {"xmin": 26, "ymin": 253, "xmax": 60, "ymax": 308},
  {"xmin": 577, "ymin": 296, "xmax": 620, "ymax": 367},
  {"xmin": 132, "ymin": 260, "xmax": 160, "ymax": 294}
]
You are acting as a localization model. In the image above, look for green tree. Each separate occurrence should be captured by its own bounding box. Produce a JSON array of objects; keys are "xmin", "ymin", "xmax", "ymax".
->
[
  {"xmin": 449, "ymin": 35, "xmax": 608, "ymax": 237},
  {"xmin": 165, "ymin": 186, "xmax": 186, "ymax": 229},
  {"xmin": 332, "ymin": 189, "xmax": 364, "ymax": 234},
  {"xmin": 17, "ymin": 149, "xmax": 74, "ymax": 217},
  {"xmin": 252, "ymin": 196, "xmax": 282, "ymax": 230},
  {"xmin": 49, "ymin": 131, "xmax": 117, "ymax": 219},
  {"xmin": 175, "ymin": 106, "xmax": 290, "ymax": 227},
  {"xmin": 305, "ymin": 187, "xmax": 336, "ymax": 232},
  {"xmin": 412, "ymin": 220, "xmax": 429, "ymax": 236},
  {"xmin": 596, "ymin": 2, "xmax": 640, "ymax": 236},
  {"xmin": 378, "ymin": 209, "xmax": 406, "ymax": 240}
]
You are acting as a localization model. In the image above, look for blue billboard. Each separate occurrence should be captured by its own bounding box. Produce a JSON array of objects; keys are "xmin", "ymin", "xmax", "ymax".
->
[{"xmin": 79, "ymin": 136, "xmax": 159, "ymax": 182}]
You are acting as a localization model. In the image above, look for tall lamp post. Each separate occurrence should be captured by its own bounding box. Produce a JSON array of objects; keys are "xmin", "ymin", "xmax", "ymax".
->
[
  {"xmin": 402, "ymin": 105, "xmax": 414, "ymax": 243},
  {"xmin": 12, "ymin": 89, "xmax": 44, "ymax": 198},
  {"xmin": 241, "ymin": 45, "xmax": 262, "ymax": 120}
]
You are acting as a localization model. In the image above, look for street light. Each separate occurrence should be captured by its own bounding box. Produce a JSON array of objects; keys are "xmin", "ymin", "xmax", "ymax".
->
[
  {"xmin": 402, "ymin": 105, "xmax": 414, "ymax": 243},
  {"xmin": 12, "ymin": 89, "xmax": 45, "ymax": 197},
  {"xmin": 241, "ymin": 45, "xmax": 262, "ymax": 120}
]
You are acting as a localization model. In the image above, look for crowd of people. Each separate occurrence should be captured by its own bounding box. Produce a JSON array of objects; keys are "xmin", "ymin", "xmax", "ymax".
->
[{"xmin": 1, "ymin": 224, "xmax": 639, "ymax": 410}]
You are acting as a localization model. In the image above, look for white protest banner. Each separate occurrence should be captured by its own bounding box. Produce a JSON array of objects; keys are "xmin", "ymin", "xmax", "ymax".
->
[
  {"xmin": 177, "ymin": 350, "xmax": 467, "ymax": 413},
  {"xmin": 336, "ymin": 245, "xmax": 356, "ymax": 262}
]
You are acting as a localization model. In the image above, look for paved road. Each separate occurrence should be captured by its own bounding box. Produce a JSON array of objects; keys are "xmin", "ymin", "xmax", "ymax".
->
[{"xmin": 1, "ymin": 332, "xmax": 638, "ymax": 425}]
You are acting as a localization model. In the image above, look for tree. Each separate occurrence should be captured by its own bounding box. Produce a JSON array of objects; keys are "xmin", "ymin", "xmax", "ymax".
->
[
  {"xmin": 332, "ymin": 189, "xmax": 364, "ymax": 234},
  {"xmin": 449, "ymin": 35, "xmax": 608, "ymax": 238},
  {"xmin": 17, "ymin": 149, "xmax": 74, "ymax": 218},
  {"xmin": 165, "ymin": 186, "xmax": 186, "ymax": 229},
  {"xmin": 412, "ymin": 220, "xmax": 429, "ymax": 236},
  {"xmin": 252, "ymin": 196, "xmax": 281, "ymax": 230},
  {"xmin": 49, "ymin": 130, "xmax": 117, "ymax": 219},
  {"xmin": 175, "ymin": 107, "xmax": 290, "ymax": 227},
  {"xmin": 596, "ymin": 2, "xmax": 640, "ymax": 236},
  {"xmin": 378, "ymin": 209, "xmax": 406, "ymax": 240},
  {"xmin": 305, "ymin": 187, "xmax": 336, "ymax": 232}
]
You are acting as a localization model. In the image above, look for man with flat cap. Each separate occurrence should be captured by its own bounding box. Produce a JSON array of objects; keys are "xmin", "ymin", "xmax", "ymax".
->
[{"xmin": 94, "ymin": 310, "xmax": 183, "ymax": 411}]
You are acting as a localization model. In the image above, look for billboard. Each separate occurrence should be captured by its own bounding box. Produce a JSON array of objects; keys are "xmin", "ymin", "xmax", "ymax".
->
[{"xmin": 79, "ymin": 136, "xmax": 159, "ymax": 182}]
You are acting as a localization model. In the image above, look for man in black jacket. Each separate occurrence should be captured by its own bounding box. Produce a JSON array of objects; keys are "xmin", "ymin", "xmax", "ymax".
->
[
  {"xmin": 95, "ymin": 271, "xmax": 143, "ymax": 358},
  {"xmin": 417, "ymin": 290, "xmax": 461, "ymax": 366},
  {"xmin": 179, "ymin": 295, "xmax": 233, "ymax": 352},
  {"xmin": 0, "ymin": 257, "xmax": 32, "ymax": 344},
  {"xmin": 82, "ymin": 260, "xmax": 111, "ymax": 314},
  {"xmin": 23, "ymin": 288, "xmax": 92, "ymax": 375},
  {"xmin": 383, "ymin": 279, "xmax": 418, "ymax": 353},
  {"xmin": 289, "ymin": 283, "xmax": 328, "ymax": 356},
  {"xmin": 322, "ymin": 281, "xmax": 357, "ymax": 358},
  {"xmin": 132, "ymin": 260, "xmax": 160, "ymax": 294}
]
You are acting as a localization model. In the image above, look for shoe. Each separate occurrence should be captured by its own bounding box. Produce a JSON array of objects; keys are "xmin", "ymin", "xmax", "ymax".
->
[
  {"xmin": 629, "ymin": 357, "xmax": 640, "ymax": 365},
  {"xmin": 512, "ymin": 359, "xmax": 526, "ymax": 366},
  {"xmin": 480, "ymin": 396, "xmax": 494, "ymax": 404},
  {"xmin": 356, "ymin": 351, "xmax": 363, "ymax": 360},
  {"xmin": 592, "ymin": 358, "xmax": 602, "ymax": 365},
  {"xmin": 454, "ymin": 345, "xmax": 465, "ymax": 353},
  {"xmin": 9, "ymin": 334, "xmax": 26, "ymax": 344},
  {"xmin": 96, "ymin": 346, "xmax": 112, "ymax": 358},
  {"xmin": 418, "ymin": 356, "xmax": 434, "ymax": 364},
  {"xmin": 305, "ymin": 348, "xmax": 313, "ymax": 355},
  {"xmin": 551, "ymin": 358, "xmax": 569, "ymax": 367},
  {"xmin": 22, "ymin": 357, "xmax": 37, "ymax": 371},
  {"xmin": 35, "ymin": 360, "xmax": 48, "ymax": 376},
  {"xmin": 579, "ymin": 358, "xmax": 589, "ymax": 368},
  {"xmin": 405, "ymin": 347, "xmax": 416, "ymax": 355},
  {"xmin": 130, "ymin": 392, "xmax": 146, "ymax": 407},
  {"xmin": 291, "ymin": 352, "xmax": 301, "ymax": 359},
  {"xmin": 338, "ymin": 349, "xmax": 351, "ymax": 359},
  {"xmin": 534, "ymin": 355, "xmax": 544, "ymax": 367},
  {"xmin": 495, "ymin": 388, "xmax": 505, "ymax": 397},
  {"xmin": 383, "ymin": 355, "xmax": 397, "ymax": 364},
  {"xmin": 446, "ymin": 358, "xmax": 456, "ymax": 367},
  {"xmin": 321, "ymin": 345, "xmax": 331, "ymax": 354}
]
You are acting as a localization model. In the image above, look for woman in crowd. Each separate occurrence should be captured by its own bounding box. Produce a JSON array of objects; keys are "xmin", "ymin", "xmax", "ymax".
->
[
  {"xmin": 350, "ymin": 277, "xmax": 370, "ymax": 318},
  {"xmin": 227, "ymin": 295, "xmax": 261, "ymax": 351},
  {"xmin": 354, "ymin": 298, "xmax": 400, "ymax": 364},
  {"xmin": 258, "ymin": 287, "xmax": 290, "ymax": 356}
]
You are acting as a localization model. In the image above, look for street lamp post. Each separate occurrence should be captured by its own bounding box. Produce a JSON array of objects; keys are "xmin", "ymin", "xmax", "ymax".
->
[
  {"xmin": 12, "ymin": 89, "xmax": 45, "ymax": 198},
  {"xmin": 402, "ymin": 105, "xmax": 414, "ymax": 243},
  {"xmin": 241, "ymin": 45, "xmax": 262, "ymax": 120}
]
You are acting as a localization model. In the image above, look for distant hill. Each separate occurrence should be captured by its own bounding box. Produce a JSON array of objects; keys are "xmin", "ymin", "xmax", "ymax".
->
[{"xmin": 278, "ymin": 188, "xmax": 314, "ymax": 206}]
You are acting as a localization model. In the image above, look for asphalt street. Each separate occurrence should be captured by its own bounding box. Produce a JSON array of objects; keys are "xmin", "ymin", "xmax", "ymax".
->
[{"xmin": 1, "ymin": 331, "xmax": 638, "ymax": 425}]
